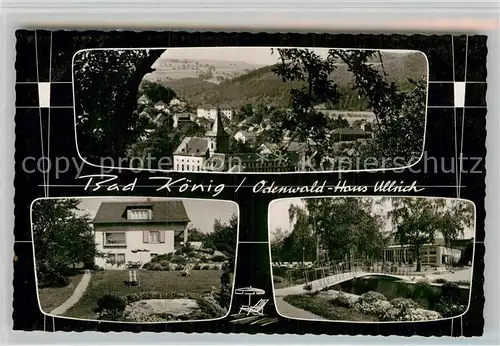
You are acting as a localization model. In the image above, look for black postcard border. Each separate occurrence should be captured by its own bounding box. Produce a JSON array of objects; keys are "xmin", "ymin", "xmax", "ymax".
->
[{"xmin": 14, "ymin": 31, "xmax": 486, "ymax": 336}]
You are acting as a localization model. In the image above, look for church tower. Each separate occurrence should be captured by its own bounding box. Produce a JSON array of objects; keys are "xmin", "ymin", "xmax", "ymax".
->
[{"xmin": 206, "ymin": 106, "xmax": 230, "ymax": 155}]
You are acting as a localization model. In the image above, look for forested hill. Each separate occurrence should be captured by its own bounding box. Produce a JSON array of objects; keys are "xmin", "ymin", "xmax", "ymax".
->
[{"xmin": 158, "ymin": 52, "xmax": 427, "ymax": 111}]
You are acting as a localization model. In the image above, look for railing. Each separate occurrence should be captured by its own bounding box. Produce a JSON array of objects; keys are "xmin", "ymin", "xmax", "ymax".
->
[{"xmin": 274, "ymin": 260, "xmax": 416, "ymax": 289}]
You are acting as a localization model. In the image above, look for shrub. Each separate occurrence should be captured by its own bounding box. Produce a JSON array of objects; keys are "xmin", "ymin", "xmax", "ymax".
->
[
  {"xmin": 303, "ymin": 283, "xmax": 312, "ymax": 292},
  {"xmin": 390, "ymin": 297, "xmax": 420, "ymax": 310},
  {"xmin": 434, "ymin": 278, "xmax": 448, "ymax": 284},
  {"xmin": 412, "ymin": 281, "xmax": 439, "ymax": 306},
  {"xmin": 157, "ymin": 259, "xmax": 167, "ymax": 266},
  {"xmin": 211, "ymin": 255, "xmax": 227, "ymax": 262},
  {"xmin": 37, "ymin": 268, "xmax": 71, "ymax": 288},
  {"xmin": 330, "ymin": 292, "xmax": 355, "ymax": 308},
  {"xmin": 171, "ymin": 256, "xmax": 188, "ymax": 265},
  {"xmin": 95, "ymin": 294, "xmax": 126, "ymax": 321},
  {"xmin": 273, "ymin": 276, "xmax": 283, "ymax": 284},
  {"xmin": 435, "ymin": 299, "xmax": 467, "ymax": 318},
  {"xmin": 359, "ymin": 291, "xmax": 387, "ymax": 303},
  {"xmin": 354, "ymin": 298, "xmax": 392, "ymax": 316},
  {"xmin": 193, "ymin": 264, "xmax": 201, "ymax": 270},
  {"xmin": 441, "ymin": 282, "xmax": 461, "ymax": 302},
  {"xmin": 143, "ymin": 262, "xmax": 163, "ymax": 271},
  {"xmin": 218, "ymin": 271, "xmax": 232, "ymax": 309},
  {"xmin": 93, "ymin": 265, "xmax": 104, "ymax": 272},
  {"xmin": 454, "ymin": 280, "xmax": 471, "ymax": 287},
  {"xmin": 198, "ymin": 248, "xmax": 215, "ymax": 255},
  {"xmin": 151, "ymin": 253, "xmax": 173, "ymax": 262}
]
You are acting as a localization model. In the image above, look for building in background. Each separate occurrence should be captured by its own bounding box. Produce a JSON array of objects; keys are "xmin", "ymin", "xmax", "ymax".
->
[{"xmin": 383, "ymin": 238, "xmax": 462, "ymax": 268}]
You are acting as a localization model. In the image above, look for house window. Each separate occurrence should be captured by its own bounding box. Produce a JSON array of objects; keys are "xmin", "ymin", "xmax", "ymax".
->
[
  {"xmin": 127, "ymin": 208, "xmax": 152, "ymax": 220},
  {"xmin": 107, "ymin": 253, "xmax": 126, "ymax": 265},
  {"xmin": 104, "ymin": 232, "xmax": 126, "ymax": 247},
  {"xmin": 149, "ymin": 231, "xmax": 160, "ymax": 243},
  {"xmin": 116, "ymin": 253, "xmax": 126, "ymax": 264},
  {"xmin": 143, "ymin": 230, "xmax": 165, "ymax": 244}
]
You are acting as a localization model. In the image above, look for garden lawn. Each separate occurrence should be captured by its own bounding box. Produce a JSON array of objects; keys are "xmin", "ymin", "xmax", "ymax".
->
[
  {"xmin": 64, "ymin": 270, "xmax": 224, "ymax": 320},
  {"xmin": 38, "ymin": 273, "xmax": 84, "ymax": 313},
  {"xmin": 283, "ymin": 294, "xmax": 378, "ymax": 322}
]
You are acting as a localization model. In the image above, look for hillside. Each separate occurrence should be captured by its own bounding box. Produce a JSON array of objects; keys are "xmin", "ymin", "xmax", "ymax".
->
[
  {"xmin": 157, "ymin": 52, "xmax": 427, "ymax": 110},
  {"xmin": 144, "ymin": 58, "xmax": 263, "ymax": 85}
]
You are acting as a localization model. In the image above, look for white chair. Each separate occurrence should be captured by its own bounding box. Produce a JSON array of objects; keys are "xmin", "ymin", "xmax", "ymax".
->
[{"xmin": 239, "ymin": 299, "xmax": 269, "ymax": 316}]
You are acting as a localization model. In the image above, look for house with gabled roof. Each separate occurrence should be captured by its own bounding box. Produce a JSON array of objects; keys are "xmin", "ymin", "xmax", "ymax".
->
[
  {"xmin": 197, "ymin": 103, "xmax": 234, "ymax": 121},
  {"xmin": 173, "ymin": 107, "xmax": 230, "ymax": 172},
  {"xmin": 93, "ymin": 200, "xmax": 190, "ymax": 269}
]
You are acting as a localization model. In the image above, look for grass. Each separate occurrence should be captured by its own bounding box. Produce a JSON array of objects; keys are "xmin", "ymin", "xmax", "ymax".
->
[
  {"xmin": 64, "ymin": 269, "xmax": 224, "ymax": 319},
  {"xmin": 38, "ymin": 273, "xmax": 84, "ymax": 313},
  {"xmin": 283, "ymin": 294, "xmax": 378, "ymax": 322}
]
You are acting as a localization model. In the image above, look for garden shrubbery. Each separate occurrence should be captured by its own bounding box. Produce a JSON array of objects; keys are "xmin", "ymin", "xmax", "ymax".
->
[
  {"xmin": 95, "ymin": 294, "xmax": 127, "ymax": 321},
  {"xmin": 325, "ymin": 291, "xmax": 443, "ymax": 322},
  {"xmin": 143, "ymin": 247, "xmax": 228, "ymax": 271}
]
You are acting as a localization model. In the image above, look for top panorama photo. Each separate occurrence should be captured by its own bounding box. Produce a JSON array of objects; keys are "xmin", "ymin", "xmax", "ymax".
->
[{"xmin": 73, "ymin": 47, "xmax": 428, "ymax": 173}]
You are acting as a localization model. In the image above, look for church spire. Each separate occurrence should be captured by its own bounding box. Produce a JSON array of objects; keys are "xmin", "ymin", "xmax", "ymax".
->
[
  {"xmin": 206, "ymin": 104, "xmax": 229, "ymax": 154},
  {"xmin": 212, "ymin": 104, "xmax": 228, "ymax": 137}
]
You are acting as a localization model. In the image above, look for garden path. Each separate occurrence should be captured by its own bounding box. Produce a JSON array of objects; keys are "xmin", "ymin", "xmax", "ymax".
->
[
  {"xmin": 50, "ymin": 270, "xmax": 91, "ymax": 315},
  {"xmin": 274, "ymin": 296, "xmax": 327, "ymax": 321}
]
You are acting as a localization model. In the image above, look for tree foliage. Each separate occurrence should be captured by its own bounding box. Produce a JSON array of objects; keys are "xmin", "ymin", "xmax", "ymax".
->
[
  {"xmin": 271, "ymin": 198, "xmax": 387, "ymax": 263},
  {"xmin": 74, "ymin": 49, "xmax": 164, "ymax": 160},
  {"xmin": 32, "ymin": 199, "xmax": 101, "ymax": 287},
  {"xmin": 139, "ymin": 80, "xmax": 177, "ymax": 105},
  {"xmin": 205, "ymin": 214, "xmax": 238, "ymax": 259},
  {"xmin": 269, "ymin": 48, "xmax": 427, "ymax": 169},
  {"xmin": 186, "ymin": 226, "xmax": 207, "ymax": 242}
]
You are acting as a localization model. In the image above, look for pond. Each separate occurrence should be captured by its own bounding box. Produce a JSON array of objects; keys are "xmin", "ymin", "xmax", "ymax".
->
[{"xmin": 330, "ymin": 275, "xmax": 470, "ymax": 310}]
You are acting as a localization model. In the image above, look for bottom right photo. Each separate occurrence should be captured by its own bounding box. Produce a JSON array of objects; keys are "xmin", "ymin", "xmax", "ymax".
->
[{"xmin": 269, "ymin": 196, "xmax": 475, "ymax": 322}]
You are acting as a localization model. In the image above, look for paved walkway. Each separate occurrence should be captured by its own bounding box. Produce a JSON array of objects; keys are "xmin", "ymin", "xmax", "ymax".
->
[
  {"xmin": 50, "ymin": 270, "xmax": 91, "ymax": 315},
  {"xmin": 275, "ymin": 296, "xmax": 327, "ymax": 321}
]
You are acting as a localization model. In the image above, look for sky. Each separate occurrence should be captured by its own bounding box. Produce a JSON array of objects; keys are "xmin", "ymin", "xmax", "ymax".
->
[
  {"xmin": 268, "ymin": 197, "xmax": 475, "ymax": 240},
  {"xmin": 156, "ymin": 47, "xmax": 417, "ymax": 66},
  {"xmin": 75, "ymin": 197, "xmax": 237, "ymax": 234}
]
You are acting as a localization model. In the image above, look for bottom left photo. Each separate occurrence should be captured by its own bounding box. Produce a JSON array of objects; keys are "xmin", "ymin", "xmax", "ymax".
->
[{"xmin": 31, "ymin": 197, "xmax": 238, "ymax": 323}]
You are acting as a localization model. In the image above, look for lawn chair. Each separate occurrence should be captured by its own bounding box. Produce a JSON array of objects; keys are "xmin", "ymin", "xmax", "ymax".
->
[
  {"xmin": 125, "ymin": 270, "xmax": 140, "ymax": 286},
  {"xmin": 180, "ymin": 263, "xmax": 193, "ymax": 277},
  {"xmin": 238, "ymin": 299, "xmax": 269, "ymax": 316}
]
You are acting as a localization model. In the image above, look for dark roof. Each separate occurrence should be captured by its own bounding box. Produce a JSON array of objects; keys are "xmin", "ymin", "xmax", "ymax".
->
[
  {"xmin": 262, "ymin": 141, "xmax": 309, "ymax": 152},
  {"xmin": 332, "ymin": 127, "xmax": 370, "ymax": 135},
  {"xmin": 93, "ymin": 200, "xmax": 190, "ymax": 225},
  {"xmin": 173, "ymin": 137, "xmax": 209, "ymax": 157},
  {"xmin": 199, "ymin": 104, "xmax": 216, "ymax": 109}
]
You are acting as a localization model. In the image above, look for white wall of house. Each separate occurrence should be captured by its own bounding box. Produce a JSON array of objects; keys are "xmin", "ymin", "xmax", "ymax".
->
[
  {"xmin": 197, "ymin": 107, "xmax": 233, "ymax": 121},
  {"xmin": 173, "ymin": 155, "xmax": 205, "ymax": 171},
  {"xmin": 197, "ymin": 108, "xmax": 217, "ymax": 119},
  {"xmin": 94, "ymin": 223, "xmax": 186, "ymax": 269},
  {"xmin": 220, "ymin": 108, "xmax": 233, "ymax": 120},
  {"xmin": 234, "ymin": 131, "xmax": 254, "ymax": 143}
]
